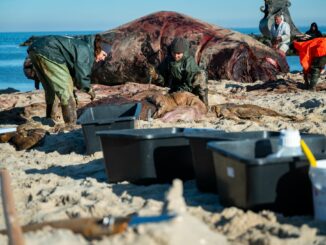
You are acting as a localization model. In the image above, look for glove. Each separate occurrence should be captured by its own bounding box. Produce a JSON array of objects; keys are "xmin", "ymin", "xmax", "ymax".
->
[
  {"xmin": 148, "ymin": 65, "xmax": 159, "ymax": 81},
  {"xmin": 87, "ymin": 88, "xmax": 96, "ymax": 101}
]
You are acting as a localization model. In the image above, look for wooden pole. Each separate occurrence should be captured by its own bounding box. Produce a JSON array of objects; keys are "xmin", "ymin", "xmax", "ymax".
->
[{"xmin": 0, "ymin": 168, "xmax": 25, "ymax": 245}]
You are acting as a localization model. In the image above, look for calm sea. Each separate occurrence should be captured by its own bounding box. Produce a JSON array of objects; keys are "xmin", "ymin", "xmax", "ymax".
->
[{"xmin": 0, "ymin": 27, "xmax": 325, "ymax": 92}]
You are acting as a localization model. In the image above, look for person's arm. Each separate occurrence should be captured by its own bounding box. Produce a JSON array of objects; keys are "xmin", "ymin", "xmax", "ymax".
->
[
  {"xmin": 155, "ymin": 59, "xmax": 170, "ymax": 86},
  {"xmin": 184, "ymin": 56, "xmax": 201, "ymax": 85},
  {"xmin": 185, "ymin": 56, "xmax": 208, "ymax": 105}
]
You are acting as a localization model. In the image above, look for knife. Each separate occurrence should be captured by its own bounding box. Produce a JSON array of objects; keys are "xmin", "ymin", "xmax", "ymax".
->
[{"xmin": 0, "ymin": 214, "xmax": 176, "ymax": 239}]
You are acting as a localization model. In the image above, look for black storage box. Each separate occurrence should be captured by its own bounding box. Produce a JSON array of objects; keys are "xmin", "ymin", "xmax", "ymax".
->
[
  {"xmin": 77, "ymin": 103, "xmax": 142, "ymax": 154},
  {"xmin": 207, "ymin": 136, "xmax": 326, "ymax": 215},
  {"xmin": 185, "ymin": 130, "xmax": 282, "ymax": 193},
  {"xmin": 97, "ymin": 128, "xmax": 194, "ymax": 184}
]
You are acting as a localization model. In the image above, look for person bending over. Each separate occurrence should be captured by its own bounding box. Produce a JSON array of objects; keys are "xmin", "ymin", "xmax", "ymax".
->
[
  {"xmin": 27, "ymin": 34, "xmax": 110, "ymax": 124},
  {"xmin": 149, "ymin": 37, "xmax": 208, "ymax": 106},
  {"xmin": 293, "ymin": 37, "xmax": 326, "ymax": 91}
]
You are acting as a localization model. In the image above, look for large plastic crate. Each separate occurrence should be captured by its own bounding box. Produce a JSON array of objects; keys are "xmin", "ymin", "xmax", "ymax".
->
[
  {"xmin": 207, "ymin": 136, "xmax": 326, "ymax": 216},
  {"xmin": 185, "ymin": 131, "xmax": 281, "ymax": 193},
  {"xmin": 97, "ymin": 128, "xmax": 194, "ymax": 184},
  {"xmin": 77, "ymin": 103, "xmax": 142, "ymax": 154}
]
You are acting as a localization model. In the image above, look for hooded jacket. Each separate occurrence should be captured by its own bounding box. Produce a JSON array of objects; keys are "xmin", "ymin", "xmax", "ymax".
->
[
  {"xmin": 293, "ymin": 37, "xmax": 326, "ymax": 73},
  {"xmin": 305, "ymin": 23, "xmax": 323, "ymax": 39},
  {"xmin": 156, "ymin": 50, "xmax": 201, "ymax": 92},
  {"xmin": 28, "ymin": 35, "xmax": 95, "ymax": 91}
]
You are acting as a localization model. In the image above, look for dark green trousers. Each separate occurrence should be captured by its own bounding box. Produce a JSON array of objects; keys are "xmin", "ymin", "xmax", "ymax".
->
[{"xmin": 309, "ymin": 55, "xmax": 326, "ymax": 90}]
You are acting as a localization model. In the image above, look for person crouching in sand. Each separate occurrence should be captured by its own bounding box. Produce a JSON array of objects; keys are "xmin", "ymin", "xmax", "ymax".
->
[
  {"xmin": 27, "ymin": 34, "xmax": 110, "ymax": 124},
  {"xmin": 148, "ymin": 37, "xmax": 208, "ymax": 106}
]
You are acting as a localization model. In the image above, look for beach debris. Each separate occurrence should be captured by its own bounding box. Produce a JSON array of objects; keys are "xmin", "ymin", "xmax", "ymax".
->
[
  {"xmin": 211, "ymin": 103, "xmax": 301, "ymax": 121},
  {"xmin": 11, "ymin": 128, "xmax": 47, "ymax": 151},
  {"xmin": 0, "ymin": 122, "xmax": 47, "ymax": 150},
  {"xmin": 244, "ymin": 78, "xmax": 326, "ymax": 93},
  {"xmin": 0, "ymin": 168, "xmax": 25, "ymax": 245},
  {"xmin": 0, "ymin": 132, "xmax": 16, "ymax": 143},
  {"xmin": 245, "ymin": 79, "xmax": 306, "ymax": 93}
]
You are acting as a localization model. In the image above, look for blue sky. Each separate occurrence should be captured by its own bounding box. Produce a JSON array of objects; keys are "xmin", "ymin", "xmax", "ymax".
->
[{"xmin": 0, "ymin": 0, "xmax": 325, "ymax": 32}]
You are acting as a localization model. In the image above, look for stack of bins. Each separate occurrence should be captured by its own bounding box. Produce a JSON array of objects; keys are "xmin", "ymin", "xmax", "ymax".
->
[
  {"xmin": 207, "ymin": 136, "xmax": 326, "ymax": 216},
  {"xmin": 97, "ymin": 128, "xmax": 194, "ymax": 184},
  {"xmin": 77, "ymin": 103, "xmax": 142, "ymax": 154},
  {"xmin": 184, "ymin": 130, "xmax": 281, "ymax": 193}
]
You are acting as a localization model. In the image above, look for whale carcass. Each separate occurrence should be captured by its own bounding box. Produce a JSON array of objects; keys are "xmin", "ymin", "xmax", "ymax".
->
[{"xmin": 92, "ymin": 11, "xmax": 289, "ymax": 85}]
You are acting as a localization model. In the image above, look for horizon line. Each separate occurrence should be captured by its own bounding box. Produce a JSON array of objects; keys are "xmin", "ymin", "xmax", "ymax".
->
[{"xmin": 1, "ymin": 25, "xmax": 325, "ymax": 33}]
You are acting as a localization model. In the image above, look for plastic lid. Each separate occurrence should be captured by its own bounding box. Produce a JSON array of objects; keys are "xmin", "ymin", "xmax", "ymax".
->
[{"xmin": 279, "ymin": 129, "xmax": 301, "ymax": 147}]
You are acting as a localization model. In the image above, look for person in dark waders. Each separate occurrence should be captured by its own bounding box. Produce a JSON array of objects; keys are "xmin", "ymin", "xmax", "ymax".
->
[{"xmin": 27, "ymin": 34, "xmax": 111, "ymax": 124}]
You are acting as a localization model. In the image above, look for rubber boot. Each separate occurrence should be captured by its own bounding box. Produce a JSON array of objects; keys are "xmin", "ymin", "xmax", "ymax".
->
[
  {"xmin": 46, "ymin": 104, "xmax": 54, "ymax": 118},
  {"xmin": 309, "ymin": 68, "xmax": 320, "ymax": 91},
  {"xmin": 61, "ymin": 97, "xmax": 77, "ymax": 124},
  {"xmin": 46, "ymin": 99, "xmax": 61, "ymax": 121},
  {"xmin": 303, "ymin": 73, "xmax": 310, "ymax": 90}
]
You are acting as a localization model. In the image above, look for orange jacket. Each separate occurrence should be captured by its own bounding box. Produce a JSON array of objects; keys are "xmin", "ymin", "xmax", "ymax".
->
[{"xmin": 293, "ymin": 37, "xmax": 326, "ymax": 73}]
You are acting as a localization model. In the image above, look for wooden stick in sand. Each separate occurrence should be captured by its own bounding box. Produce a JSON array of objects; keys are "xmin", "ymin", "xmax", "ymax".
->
[{"xmin": 0, "ymin": 168, "xmax": 25, "ymax": 245}]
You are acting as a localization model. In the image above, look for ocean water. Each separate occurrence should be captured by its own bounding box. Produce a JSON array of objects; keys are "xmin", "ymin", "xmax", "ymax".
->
[{"xmin": 0, "ymin": 27, "xmax": 324, "ymax": 92}]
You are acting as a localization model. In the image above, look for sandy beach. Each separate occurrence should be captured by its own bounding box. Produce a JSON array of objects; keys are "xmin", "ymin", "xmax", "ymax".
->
[{"xmin": 0, "ymin": 72, "xmax": 326, "ymax": 245}]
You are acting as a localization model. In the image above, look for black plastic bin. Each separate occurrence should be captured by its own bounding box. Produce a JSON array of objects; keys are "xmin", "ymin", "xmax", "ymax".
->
[
  {"xmin": 207, "ymin": 136, "xmax": 326, "ymax": 216},
  {"xmin": 185, "ymin": 131, "xmax": 283, "ymax": 193},
  {"xmin": 97, "ymin": 128, "xmax": 194, "ymax": 184},
  {"xmin": 77, "ymin": 103, "xmax": 142, "ymax": 154}
]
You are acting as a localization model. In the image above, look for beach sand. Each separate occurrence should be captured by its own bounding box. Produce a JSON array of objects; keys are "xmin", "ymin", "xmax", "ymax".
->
[{"xmin": 0, "ymin": 72, "xmax": 326, "ymax": 244}]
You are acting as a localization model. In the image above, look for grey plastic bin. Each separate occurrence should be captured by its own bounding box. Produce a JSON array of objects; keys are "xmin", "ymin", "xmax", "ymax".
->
[
  {"xmin": 77, "ymin": 103, "xmax": 142, "ymax": 154},
  {"xmin": 97, "ymin": 128, "xmax": 194, "ymax": 184},
  {"xmin": 185, "ymin": 130, "xmax": 282, "ymax": 193},
  {"xmin": 207, "ymin": 136, "xmax": 326, "ymax": 215}
]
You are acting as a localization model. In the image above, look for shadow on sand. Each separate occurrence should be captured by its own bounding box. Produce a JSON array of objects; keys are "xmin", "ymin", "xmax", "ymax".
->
[
  {"xmin": 25, "ymin": 158, "xmax": 107, "ymax": 182},
  {"xmin": 25, "ymin": 157, "xmax": 222, "ymax": 213},
  {"xmin": 34, "ymin": 129, "xmax": 86, "ymax": 154},
  {"xmin": 0, "ymin": 107, "xmax": 27, "ymax": 125}
]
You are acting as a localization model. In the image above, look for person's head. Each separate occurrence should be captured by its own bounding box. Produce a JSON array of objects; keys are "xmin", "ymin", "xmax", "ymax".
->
[
  {"xmin": 274, "ymin": 14, "xmax": 283, "ymax": 25},
  {"xmin": 310, "ymin": 22, "xmax": 318, "ymax": 32},
  {"xmin": 94, "ymin": 34, "xmax": 111, "ymax": 62},
  {"xmin": 170, "ymin": 37, "xmax": 188, "ymax": 62}
]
